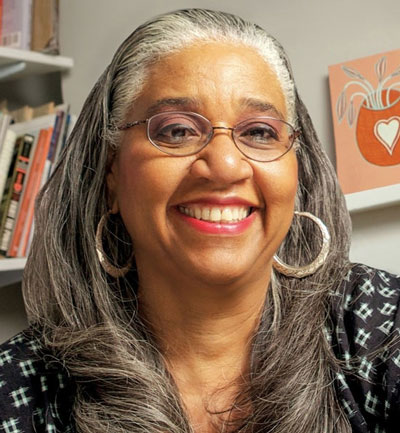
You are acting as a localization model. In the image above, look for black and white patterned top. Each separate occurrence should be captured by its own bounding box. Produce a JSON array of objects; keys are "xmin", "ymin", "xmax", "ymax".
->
[{"xmin": 0, "ymin": 264, "xmax": 399, "ymax": 432}]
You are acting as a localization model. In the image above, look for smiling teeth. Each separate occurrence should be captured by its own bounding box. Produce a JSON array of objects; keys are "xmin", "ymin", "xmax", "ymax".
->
[{"xmin": 178, "ymin": 206, "xmax": 251, "ymax": 222}]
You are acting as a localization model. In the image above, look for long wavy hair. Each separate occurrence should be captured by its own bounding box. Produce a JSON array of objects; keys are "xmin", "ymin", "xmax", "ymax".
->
[{"xmin": 23, "ymin": 8, "xmax": 353, "ymax": 433}]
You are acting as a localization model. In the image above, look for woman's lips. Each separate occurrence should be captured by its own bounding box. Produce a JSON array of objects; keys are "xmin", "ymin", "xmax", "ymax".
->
[{"xmin": 174, "ymin": 203, "xmax": 257, "ymax": 235}]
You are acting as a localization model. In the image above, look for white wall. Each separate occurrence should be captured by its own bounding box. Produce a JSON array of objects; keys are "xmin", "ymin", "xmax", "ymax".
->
[{"xmin": 2, "ymin": 0, "xmax": 399, "ymax": 343}]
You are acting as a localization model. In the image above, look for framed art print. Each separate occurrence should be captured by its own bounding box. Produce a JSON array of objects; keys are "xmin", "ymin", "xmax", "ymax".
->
[{"xmin": 328, "ymin": 49, "xmax": 400, "ymax": 196}]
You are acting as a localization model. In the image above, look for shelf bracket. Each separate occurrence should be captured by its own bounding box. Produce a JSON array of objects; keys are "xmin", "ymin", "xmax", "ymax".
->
[{"xmin": 0, "ymin": 61, "xmax": 27, "ymax": 80}]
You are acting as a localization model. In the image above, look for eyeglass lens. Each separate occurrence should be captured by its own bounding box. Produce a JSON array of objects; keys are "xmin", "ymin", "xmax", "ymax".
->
[{"xmin": 147, "ymin": 112, "xmax": 294, "ymax": 161}]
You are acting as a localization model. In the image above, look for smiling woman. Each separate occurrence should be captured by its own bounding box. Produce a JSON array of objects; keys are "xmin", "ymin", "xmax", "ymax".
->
[
  {"xmin": 0, "ymin": 8, "xmax": 399, "ymax": 433},
  {"xmin": 107, "ymin": 42, "xmax": 298, "ymax": 289}
]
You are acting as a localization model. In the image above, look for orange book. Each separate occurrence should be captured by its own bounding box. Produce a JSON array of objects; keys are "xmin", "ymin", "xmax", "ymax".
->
[{"xmin": 7, "ymin": 127, "xmax": 52, "ymax": 257}]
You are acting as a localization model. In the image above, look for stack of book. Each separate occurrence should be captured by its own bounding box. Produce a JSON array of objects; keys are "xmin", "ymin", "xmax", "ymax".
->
[
  {"xmin": 0, "ymin": 105, "xmax": 75, "ymax": 258},
  {"xmin": 0, "ymin": 0, "xmax": 59, "ymax": 54}
]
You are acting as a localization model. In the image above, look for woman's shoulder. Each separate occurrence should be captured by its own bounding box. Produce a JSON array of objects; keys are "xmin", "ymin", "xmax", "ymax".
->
[
  {"xmin": 331, "ymin": 263, "xmax": 400, "ymax": 431},
  {"xmin": 332, "ymin": 262, "xmax": 400, "ymax": 365},
  {"xmin": 0, "ymin": 328, "xmax": 74, "ymax": 432},
  {"xmin": 337, "ymin": 263, "xmax": 400, "ymax": 340}
]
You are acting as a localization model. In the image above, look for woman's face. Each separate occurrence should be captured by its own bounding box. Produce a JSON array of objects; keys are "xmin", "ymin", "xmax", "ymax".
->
[{"xmin": 107, "ymin": 42, "xmax": 298, "ymax": 286}]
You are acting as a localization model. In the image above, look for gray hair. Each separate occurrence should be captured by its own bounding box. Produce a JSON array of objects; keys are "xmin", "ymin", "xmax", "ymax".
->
[{"xmin": 24, "ymin": 8, "xmax": 353, "ymax": 433}]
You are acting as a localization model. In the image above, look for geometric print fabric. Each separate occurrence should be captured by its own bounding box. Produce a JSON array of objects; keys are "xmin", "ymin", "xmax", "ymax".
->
[
  {"xmin": 330, "ymin": 264, "xmax": 400, "ymax": 432},
  {"xmin": 0, "ymin": 330, "xmax": 74, "ymax": 432},
  {"xmin": 0, "ymin": 263, "xmax": 399, "ymax": 432}
]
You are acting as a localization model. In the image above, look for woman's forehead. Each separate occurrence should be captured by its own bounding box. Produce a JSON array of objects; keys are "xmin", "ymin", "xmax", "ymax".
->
[{"xmin": 130, "ymin": 42, "xmax": 288, "ymax": 120}]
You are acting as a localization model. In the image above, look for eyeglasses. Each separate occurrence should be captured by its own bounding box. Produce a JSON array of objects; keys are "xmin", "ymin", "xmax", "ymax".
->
[{"xmin": 118, "ymin": 111, "xmax": 300, "ymax": 162}]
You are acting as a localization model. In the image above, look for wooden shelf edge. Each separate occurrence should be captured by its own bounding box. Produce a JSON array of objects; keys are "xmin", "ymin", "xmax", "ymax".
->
[{"xmin": 345, "ymin": 183, "xmax": 400, "ymax": 214}]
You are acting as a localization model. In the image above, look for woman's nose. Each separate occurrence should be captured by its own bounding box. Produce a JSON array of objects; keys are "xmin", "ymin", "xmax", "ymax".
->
[{"xmin": 189, "ymin": 129, "xmax": 253, "ymax": 185}]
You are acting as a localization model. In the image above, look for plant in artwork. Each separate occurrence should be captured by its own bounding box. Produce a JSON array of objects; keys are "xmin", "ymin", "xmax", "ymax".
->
[{"xmin": 335, "ymin": 56, "xmax": 400, "ymax": 166}]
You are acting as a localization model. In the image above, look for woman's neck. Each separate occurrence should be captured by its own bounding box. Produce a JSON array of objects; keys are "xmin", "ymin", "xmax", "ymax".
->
[{"xmin": 137, "ymin": 264, "xmax": 270, "ymax": 428}]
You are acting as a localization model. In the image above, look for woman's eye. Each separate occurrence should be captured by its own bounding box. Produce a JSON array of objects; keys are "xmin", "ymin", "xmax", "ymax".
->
[
  {"xmin": 239, "ymin": 124, "xmax": 279, "ymax": 145},
  {"xmin": 155, "ymin": 123, "xmax": 200, "ymax": 143}
]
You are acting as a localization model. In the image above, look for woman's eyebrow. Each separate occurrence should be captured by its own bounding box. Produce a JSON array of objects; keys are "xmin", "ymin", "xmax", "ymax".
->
[
  {"xmin": 240, "ymin": 97, "xmax": 284, "ymax": 119},
  {"xmin": 145, "ymin": 97, "xmax": 200, "ymax": 117}
]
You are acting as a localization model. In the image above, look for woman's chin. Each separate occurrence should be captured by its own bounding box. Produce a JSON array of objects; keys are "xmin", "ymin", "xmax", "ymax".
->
[{"xmin": 181, "ymin": 254, "xmax": 270, "ymax": 290}]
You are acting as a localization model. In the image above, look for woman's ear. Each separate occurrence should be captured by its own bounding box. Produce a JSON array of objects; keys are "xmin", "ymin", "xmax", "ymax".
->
[{"xmin": 106, "ymin": 160, "xmax": 119, "ymax": 214}]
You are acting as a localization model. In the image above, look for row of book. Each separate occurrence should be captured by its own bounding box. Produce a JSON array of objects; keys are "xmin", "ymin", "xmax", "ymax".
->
[
  {"xmin": 0, "ymin": 0, "xmax": 59, "ymax": 54},
  {"xmin": 0, "ymin": 105, "xmax": 75, "ymax": 258}
]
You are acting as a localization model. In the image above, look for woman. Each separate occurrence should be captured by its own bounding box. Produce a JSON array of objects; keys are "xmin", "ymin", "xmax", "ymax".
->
[{"xmin": 0, "ymin": 9, "xmax": 399, "ymax": 433}]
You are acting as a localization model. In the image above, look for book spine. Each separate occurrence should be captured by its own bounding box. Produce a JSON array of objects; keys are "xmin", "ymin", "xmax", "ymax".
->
[
  {"xmin": 1, "ymin": 0, "xmax": 32, "ymax": 49},
  {"xmin": 2, "ymin": 134, "xmax": 34, "ymax": 257},
  {"xmin": 21, "ymin": 0, "xmax": 32, "ymax": 51},
  {"xmin": 39, "ymin": 113, "xmax": 59, "ymax": 187},
  {"xmin": 0, "ymin": 135, "xmax": 20, "ymax": 223},
  {"xmin": 0, "ymin": 114, "xmax": 12, "ymax": 156},
  {"xmin": 8, "ymin": 127, "xmax": 52, "ymax": 257},
  {"xmin": 1, "ymin": 0, "xmax": 21, "ymax": 48},
  {"xmin": 0, "ymin": 129, "xmax": 17, "ymax": 205},
  {"xmin": 0, "ymin": 135, "xmax": 25, "ymax": 255},
  {"xmin": 50, "ymin": 110, "xmax": 64, "ymax": 161},
  {"xmin": 51, "ymin": 106, "xmax": 69, "ymax": 170}
]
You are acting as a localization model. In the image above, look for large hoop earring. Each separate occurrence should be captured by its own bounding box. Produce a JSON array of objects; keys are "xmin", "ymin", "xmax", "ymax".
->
[
  {"xmin": 95, "ymin": 211, "xmax": 133, "ymax": 278},
  {"xmin": 273, "ymin": 211, "xmax": 330, "ymax": 278}
]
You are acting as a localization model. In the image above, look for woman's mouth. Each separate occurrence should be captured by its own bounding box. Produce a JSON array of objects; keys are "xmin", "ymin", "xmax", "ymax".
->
[
  {"xmin": 178, "ymin": 205, "xmax": 252, "ymax": 223},
  {"xmin": 175, "ymin": 204, "xmax": 256, "ymax": 235}
]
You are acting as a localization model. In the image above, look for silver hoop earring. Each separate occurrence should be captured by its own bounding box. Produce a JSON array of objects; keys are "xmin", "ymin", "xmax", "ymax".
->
[
  {"xmin": 273, "ymin": 211, "xmax": 330, "ymax": 278},
  {"xmin": 95, "ymin": 211, "xmax": 132, "ymax": 278}
]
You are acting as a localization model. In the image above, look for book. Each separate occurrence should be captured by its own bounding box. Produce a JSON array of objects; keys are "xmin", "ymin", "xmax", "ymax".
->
[
  {"xmin": 9, "ymin": 113, "xmax": 56, "ymax": 137},
  {"xmin": 0, "ymin": 100, "xmax": 8, "ymax": 115},
  {"xmin": 0, "ymin": 135, "xmax": 25, "ymax": 254},
  {"xmin": 1, "ymin": 0, "xmax": 32, "ymax": 50},
  {"xmin": 10, "ymin": 102, "xmax": 56, "ymax": 123},
  {"xmin": 40, "ymin": 109, "xmax": 63, "ymax": 186},
  {"xmin": 52, "ymin": 112, "xmax": 77, "ymax": 169},
  {"xmin": 0, "ymin": 114, "xmax": 56, "ymax": 256},
  {"xmin": 32, "ymin": 101, "xmax": 55, "ymax": 118},
  {"xmin": 0, "ymin": 129, "xmax": 17, "ymax": 204},
  {"xmin": 0, "ymin": 112, "xmax": 12, "ymax": 155},
  {"xmin": 10, "ymin": 105, "xmax": 34, "ymax": 123},
  {"xmin": 30, "ymin": 0, "xmax": 59, "ymax": 54},
  {"xmin": 0, "ymin": 134, "xmax": 33, "ymax": 256},
  {"xmin": 8, "ymin": 127, "xmax": 52, "ymax": 257}
]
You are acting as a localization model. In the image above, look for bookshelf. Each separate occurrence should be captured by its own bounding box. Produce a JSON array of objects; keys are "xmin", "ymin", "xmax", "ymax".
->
[
  {"xmin": 0, "ymin": 49, "xmax": 73, "ymax": 288},
  {"xmin": 0, "ymin": 47, "xmax": 73, "ymax": 80}
]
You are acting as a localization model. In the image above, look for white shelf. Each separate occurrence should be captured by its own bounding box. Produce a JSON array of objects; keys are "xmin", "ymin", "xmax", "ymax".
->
[
  {"xmin": 346, "ymin": 183, "xmax": 400, "ymax": 214},
  {"xmin": 0, "ymin": 258, "xmax": 26, "ymax": 287},
  {"xmin": 0, "ymin": 46, "xmax": 73, "ymax": 80},
  {"xmin": 0, "ymin": 258, "xmax": 27, "ymax": 272}
]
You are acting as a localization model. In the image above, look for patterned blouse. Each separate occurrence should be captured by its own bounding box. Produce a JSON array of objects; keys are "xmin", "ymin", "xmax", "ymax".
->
[{"xmin": 1, "ymin": 264, "xmax": 399, "ymax": 432}]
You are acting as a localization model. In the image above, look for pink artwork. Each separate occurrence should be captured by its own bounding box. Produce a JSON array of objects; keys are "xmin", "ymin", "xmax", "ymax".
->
[{"xmin": 328, "ymin": 49, "xmax": 400, "ymax": 194}]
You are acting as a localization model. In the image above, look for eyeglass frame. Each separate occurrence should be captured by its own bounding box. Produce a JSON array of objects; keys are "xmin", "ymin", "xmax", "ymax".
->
[{"xmin": 118, "ymin": 111, "xmax": 301, "ymax": 162}]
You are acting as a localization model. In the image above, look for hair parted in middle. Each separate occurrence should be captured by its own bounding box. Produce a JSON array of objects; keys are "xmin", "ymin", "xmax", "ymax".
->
[{"xmin": 23, "ymin": 8, "xmax": 353, "ymax": 433}]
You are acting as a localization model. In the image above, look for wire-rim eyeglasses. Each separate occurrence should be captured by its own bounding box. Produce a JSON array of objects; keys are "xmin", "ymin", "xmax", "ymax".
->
[{"xmin": 118, "ymin": 111, "xmax": 300, "ymax": 162}]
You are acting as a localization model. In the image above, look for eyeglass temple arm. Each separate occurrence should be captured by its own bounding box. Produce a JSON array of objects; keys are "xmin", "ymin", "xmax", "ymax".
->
[{"xmin": 118, "ymin": 119, "xmax": 147, "ymax": 131}]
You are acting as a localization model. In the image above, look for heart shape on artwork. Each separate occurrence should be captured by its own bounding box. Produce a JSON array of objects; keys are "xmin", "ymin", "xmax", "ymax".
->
[{"xmin": 374, "ymin": 116, "xmax": 400, "ymax": 155}]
